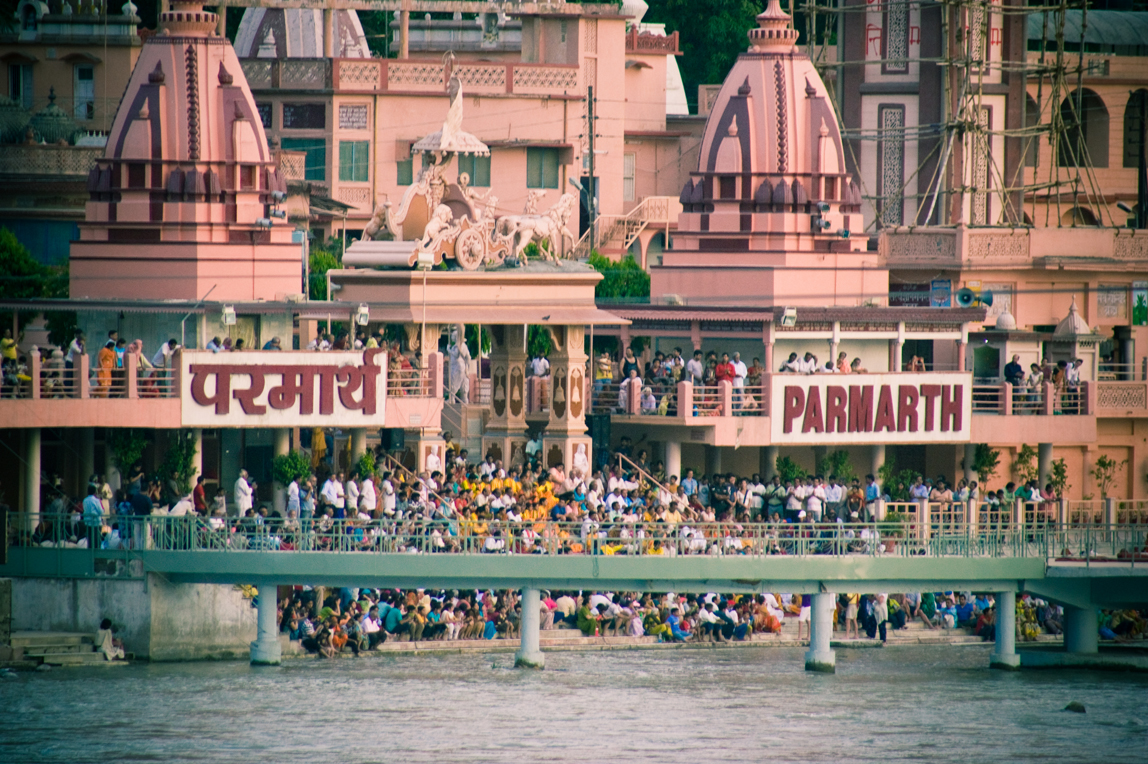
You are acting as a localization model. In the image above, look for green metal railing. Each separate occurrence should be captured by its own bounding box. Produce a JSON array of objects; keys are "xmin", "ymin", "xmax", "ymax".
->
[{"xmin": 6, "ymin": 515, "xmax": 1147, "ymax": 567}]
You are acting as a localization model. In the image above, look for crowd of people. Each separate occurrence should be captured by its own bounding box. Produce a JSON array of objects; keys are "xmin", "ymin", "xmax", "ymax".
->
[{"xmin": 268, "ymin": 582, "xmax": 1137, "ymax": 658}]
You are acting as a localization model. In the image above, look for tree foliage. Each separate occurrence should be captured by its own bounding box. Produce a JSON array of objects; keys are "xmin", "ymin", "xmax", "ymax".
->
[
  {"xmin": 308, "ymin": 237, "xmax": 342, "ymax": 300},
  {"xmin": 774, "ymin": 455, "xmax": 807, "ymax": 484},
  {"xmin": 1012, "ymin": 444, "xmax": 1039, "ymax": 484},
  {"xmin": 587, "ymin": 252, "xmax": 650, "ymax": 300},
  {"xmin": 107, "ymin": 430, "xmax": 150, "ymax": 473},
  {"xmin": 1049, "ymin": 458, "xmax": 1070, "ymax": 499},
  {"xmin": 1090, "ymin": 454, "xmax": 1127, "ymax": 499},
  {"xmin": 0, "ymin": 227, "xmax": 74, "ymax": 343},
  {"xmin": 272, "ymin": 450, "xmax": 313, "ymax": 487},
  {"xmin": 644, "ymin": 0, "xmax": 761, "ymax": 113},
  {"xmin": 159, "ymin": 430, "xmax": 200, "ymax": 495},
  {"xmin": 973, "ymin": 443, "xmax": 1001, "ymax": 486},
  {"xmin": 817, "ymin": 450, "xmax": 857, "ymax": 485}
]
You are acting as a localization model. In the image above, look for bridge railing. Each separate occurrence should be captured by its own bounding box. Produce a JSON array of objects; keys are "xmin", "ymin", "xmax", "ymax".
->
[{"xmin": 8, "ymin": 515, "xmax": 1148, "ymax": 566}]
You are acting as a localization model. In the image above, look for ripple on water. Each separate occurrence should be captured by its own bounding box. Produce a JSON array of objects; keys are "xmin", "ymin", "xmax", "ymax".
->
[{"xmin": 0, "ymin": 647, "xmax": 1145, "ymax": 763}]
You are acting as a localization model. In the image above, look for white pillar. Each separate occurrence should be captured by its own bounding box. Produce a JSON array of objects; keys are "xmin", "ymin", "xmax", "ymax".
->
[
  {"xmin": 763, "ymin": 445, "xmax": 779, "ymax": 480},
  {"xmin": 1063, "ymin": 606, "xmax": 1098, "ymax": 654},
  {"xmin": 251, "ymin": 585, "xmax": 282, "ymax": 665},
  {"xmin": 350, "ymin": 428, "xmax": 367, "ymax": 465},
  {"xmin": 273, "ymin": 429, "xmax": 289, "ymax": 515},
  {"xmin": 191, "ymin": 428, "xmax": 203, "ymax": 484},
  {"xmin": 664, "ymin": 440, "xmax": 681, "ymax": 482},
  {"xmin": 79, "ymin": 427, "xmax": 95, "ymax": 489},
  {"xmin": 804, "ymin": 592, "xmax": 836, "ymax": 673},
  {"xmin": 1038, "ymin": 443, "xmax": 1053, "ymax": 488},
  {"xmin": 1104, "ymin": 497, "xmax": 1117, "ymax": 526},
  {"xmin": 991, "ymin": 591, "xmax": 1020, "ymax": 669},
  {"xmin": 515, "ymin": 587, "xmax": 545, "ymax": 669},
  {"xmin": 964, "ymin": 443, "xmax": 976, "ymax": 486},
  {"xmin": 869, "ymin": 444, "xmax": 885, "ymax": 478},
  {"xmin": 24, "ymin": 428, "xmax": 41, "ymax": 532}
]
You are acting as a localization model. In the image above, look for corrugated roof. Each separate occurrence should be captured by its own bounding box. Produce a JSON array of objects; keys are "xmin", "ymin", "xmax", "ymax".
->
[{"xmin": 1028, "ymin": 11, "xmax": 1148, "ymax": 47}]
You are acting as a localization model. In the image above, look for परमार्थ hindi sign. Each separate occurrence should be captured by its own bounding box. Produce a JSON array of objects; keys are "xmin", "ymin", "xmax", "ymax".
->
[{"xmin": 180, "ymin": 349, "xmax": 387, "ymax": 427}]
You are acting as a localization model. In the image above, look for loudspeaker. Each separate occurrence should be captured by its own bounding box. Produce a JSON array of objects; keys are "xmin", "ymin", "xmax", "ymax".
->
[
  {"xmin": 587, "ymin": 413, "xmax": 611, "ymax": 445},
  {"xmin": 955, "ymin": 288, "xmax": 976, "ymax": 307},
  {"xmin": 380, "ymin": 428, "xmax": 405, "ymax": 451}
]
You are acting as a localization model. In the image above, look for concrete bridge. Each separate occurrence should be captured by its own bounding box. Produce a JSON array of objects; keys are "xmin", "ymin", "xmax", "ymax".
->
[{"xmin": 4, "ymin": 517, "xmax": 1146, "ymax": 671}]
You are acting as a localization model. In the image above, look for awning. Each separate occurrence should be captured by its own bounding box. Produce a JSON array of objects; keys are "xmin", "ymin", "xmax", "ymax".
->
[{"xmin": 310, "ymin": 195, "xmax": 354, "ymax": 215}]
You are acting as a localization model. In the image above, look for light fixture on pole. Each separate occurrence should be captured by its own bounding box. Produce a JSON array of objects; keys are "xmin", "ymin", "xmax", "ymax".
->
[
  {"xmin": 781, "ymin": 306, "xmax": 797, "ymax": 328},
  {"xmin": 355, "ymin": 303, "xmax": 370, "ymax": 326},
  {"xmin": 222, "ymin": 305, "xmax": 237, "ymax": 326}
]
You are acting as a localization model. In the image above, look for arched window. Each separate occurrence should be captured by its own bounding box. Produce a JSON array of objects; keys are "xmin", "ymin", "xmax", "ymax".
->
[
  {"xmin": 1124, "ymin": 89, "xmax": 1147, "ymax": 169},
  {"xmin": 1058, "ymin": 89, "xmax": 1109, "ymax": 168},
  {"xmin": 1060, "ymin": 206, "xmax": 1098, "ymax": 227},
  {"xmin": 1025, "ymin": 94, "xmax": 1040, "ymax": 168}
]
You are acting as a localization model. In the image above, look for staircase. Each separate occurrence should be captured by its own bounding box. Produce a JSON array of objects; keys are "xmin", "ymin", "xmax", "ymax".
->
[
  {"xmin": 571, "ymin": 196, "xmax": 682, "ymax": 260},
  {"xmin": 11, "ymin": 631, "xmax": 125, "ymax": 666}
]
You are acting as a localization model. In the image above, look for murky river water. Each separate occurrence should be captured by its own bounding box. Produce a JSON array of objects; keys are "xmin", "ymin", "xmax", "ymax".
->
[{"xmin": 1, "ymin": 645, "xmax": 1144, "ymax": 763}]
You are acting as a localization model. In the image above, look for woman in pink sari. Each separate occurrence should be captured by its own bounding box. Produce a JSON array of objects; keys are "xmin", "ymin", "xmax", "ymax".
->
[{"xmin": 129, "ymin": 340, "xmax": 156, "ymax": 396}]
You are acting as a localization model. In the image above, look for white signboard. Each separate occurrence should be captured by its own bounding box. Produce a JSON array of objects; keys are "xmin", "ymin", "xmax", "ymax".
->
[
  {"xmin": 180, "ymin": 350, "xmax": 387, "ymax": 427},
  {"xmin": 769, "ymin": 372, "xmax": 972, "ymax": 444}
]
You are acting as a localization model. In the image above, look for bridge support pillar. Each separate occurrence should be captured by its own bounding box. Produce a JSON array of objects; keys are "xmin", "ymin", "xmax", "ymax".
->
[
  {"xmin": 251, "ymin": 586, "xmax": 282, "ymax": 666},
  {"xmin": 1063, "ymin": 606, "xmax": 1098, "ymax": 654},
  {"xmin": 665, "ymin": 440, "xmax": 681, "ymax": 483},
  {"xmin": 991, "ymin": 590, "xmax": 1020, "ymax": 670},
  {"xmin": 515, "ymin": 587, "xmax": 545, "ymax": 669},
  {"xmin": 24, "ymin": 428, "xmax": 41, "ymax": 532},
  {"xmin": 804, "ymin": 592, "xmax": 836, "ymax": 673}
]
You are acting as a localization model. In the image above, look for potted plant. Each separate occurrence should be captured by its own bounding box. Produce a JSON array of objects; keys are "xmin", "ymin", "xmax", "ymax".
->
[{"xmin": 881, "ymin": 510, "xmax": 909, "ymax": 552}]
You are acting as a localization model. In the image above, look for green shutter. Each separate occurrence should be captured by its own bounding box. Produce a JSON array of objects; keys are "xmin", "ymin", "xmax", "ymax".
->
[{"xmin": 397, "ymin": 159, "xmax": 413, "ymax": 186}]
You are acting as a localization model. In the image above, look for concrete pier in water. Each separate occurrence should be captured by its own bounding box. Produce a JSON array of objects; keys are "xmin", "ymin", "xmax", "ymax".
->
[
  {"xmin": 804, "ymin": 592, "xmax": 836, "ymax": 673},
  {"xmin": 515, "ymin": 587, "xmax": 545, "ymax": 669}
]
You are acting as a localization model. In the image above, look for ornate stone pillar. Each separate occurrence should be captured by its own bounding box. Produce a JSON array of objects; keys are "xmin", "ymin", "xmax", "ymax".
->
[
  {"xmin": 482, "ymin": 325, "xmax": 529, "ymax": 468},
  {"xmin": 541, "ymin": 325, "xmax": 592, "ymax": 475}
]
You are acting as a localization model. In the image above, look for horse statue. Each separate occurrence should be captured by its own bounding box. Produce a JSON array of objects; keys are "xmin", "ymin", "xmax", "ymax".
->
[{"xmin": 496, "ymin": 193, "xmax": 578, "ymax": 262}]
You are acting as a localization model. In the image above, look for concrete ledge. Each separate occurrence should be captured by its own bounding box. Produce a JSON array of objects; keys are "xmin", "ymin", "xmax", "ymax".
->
[{"xmin": 1019, "ymin": 645, "xmax": 1148, "ymax": 672}]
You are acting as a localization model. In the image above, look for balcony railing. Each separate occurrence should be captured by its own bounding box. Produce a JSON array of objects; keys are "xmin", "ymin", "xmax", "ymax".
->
[
  {"xmin": 624, "ymin": 29, "xmax": 680, "ymax": 55},
  {"xmin": 325, "ymin": 58, "xmax": 580, "ymax": 96},
  {"xmin": 7, "ymin": 349, "xmax": 179, "ymax": 401},
  {"xmin": 970, "ymin": 380, "xmax": 1091, "ymax": 416}
]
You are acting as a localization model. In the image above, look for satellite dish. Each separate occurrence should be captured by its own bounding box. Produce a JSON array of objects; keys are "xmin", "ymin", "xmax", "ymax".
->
[{"xmin": 980, "ymin": 290, "xmax": 994, "ymax": 308}]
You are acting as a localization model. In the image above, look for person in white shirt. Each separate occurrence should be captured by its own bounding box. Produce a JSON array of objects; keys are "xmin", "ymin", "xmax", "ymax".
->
[
  {"xmin": 205, "ymin": 337, "xmax": 223, "ymax": 353},
  {"xmin": 686, "ymin": 350, "xmax": 705, "ymax": 385},
  {"xmin": 234, "ymin": 470, "xmax": 253, "ymax": 517},
  {"xmin": 151, "ymin": 339, "xmax": 179, "ymax": 370},
  {"xmin": 360, "ymin": 476, "xmax": 377, "ymax": 513},
  {"xmin": 345, "ymin": 476, "xmax": 360, "ymax": 513},
  {"xmin": 286, "ymin": 478, "xmax": 300, "ymax": 514},
  {"xmin": 380, "ymin": 474, "xmax": 396, "ymax": 515},
  {"xmin": 796, "ymin": 352, "xmax": 817, "ymax": 375},
  {"xmin": 731, "ymin": 352, "xmax": 748, "ymax": 409},
  {"xmin": 806, "ymin": 478, "xmax": 827, "ymax": 521},
  {"xmin": 824, "ymin": 479, "xmax": 845, "ymax": 520},
  {"xmin": 321, "ymin": 473, "xmax": 345, "ymax": 511},
  {"xmin": 531, "ymin": 354, "xmax": 550, "ymax": 378}
]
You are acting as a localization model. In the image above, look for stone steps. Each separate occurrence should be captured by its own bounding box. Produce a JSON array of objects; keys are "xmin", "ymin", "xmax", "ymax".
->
[{"xmin": 9, "ymin": 631, "xmax": 128, "ymax": 666}]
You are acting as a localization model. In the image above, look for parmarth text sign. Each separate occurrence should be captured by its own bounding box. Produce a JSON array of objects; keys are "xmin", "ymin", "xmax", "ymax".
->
[
  {"xmin": 180, "ymin": 350, "xmax": 386, "ymax": 427},
  {"xmin": 769, "ymin": 372, "xmax": 972, "ymax": 444}
]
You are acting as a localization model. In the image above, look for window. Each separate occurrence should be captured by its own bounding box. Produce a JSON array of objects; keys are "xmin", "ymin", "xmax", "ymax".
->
[
  {"xmin": 1024, "ymin": 95, "xmax": 1040, "ymax": 168},
  {"xmin": 73, "ymin": 65, "xmax": 94, "ymax": 121},
  {"xmin": 1059, "ymin": 89, "xmax": 1109, "ymax": 168},
  {"xmin": 877, "ymin": 105, "xmax": 905, "ymax": 227},
  {"xmin": 256, "ymin": 102, "xmax": 272, "ymax": 129},
  {"xmin": 338, "ymin": 140, "xmax": 369, "ymax": 182},
  {"xmin": 282, "ymin": 103, "xmax": 325, "ymax": 130},
  {"xmin": 622, "ymin": 152, "xmax": 635, "ymax": 202},
  {"xmin": 397, "ymin": 158, "xmax": 413, "ymax": 186},
  {"xmin": 1123, "ymin": 90, "xmax": 1147, "ymax": 169},
  {"xmin": 8, "ymin": 64, "xmax": 32, "ymax": 110},
  {"xmin": 526, "ymin": 147, "xmax": 559, "ymax": 189},
  {"xmin": 280, "ymin": 137, "xmax": 326, "ymax": 181},
  {"xmin": 457, "ymin": 153, "xmax": 491, "ymax": 187}
]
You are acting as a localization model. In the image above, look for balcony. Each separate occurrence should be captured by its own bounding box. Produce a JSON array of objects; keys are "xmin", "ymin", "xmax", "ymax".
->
[
  {"xmin": 0, "ymin": 144, "xmax": 103, "ymax": 178},
  {"xmin": 625, "ymin": 29, "xmax": 680, "ymax": 55},
  {"xmin": 1, "ymin": 349, "xmax": 442, "ymax": 431},
  {"xmin": 0, "ymin": 349, "xmax": 180, "ymax": 429},
  {"xmin": 331, "ymin": 58, "xmax": 580, "ymax": 97},
  {"xmin": 880, "ymin": 225, "xmax": 1148, "ymax": 269},
  {"xmin": 968, "ymin": 381, "xmax": 1097, "ymax": 444}
]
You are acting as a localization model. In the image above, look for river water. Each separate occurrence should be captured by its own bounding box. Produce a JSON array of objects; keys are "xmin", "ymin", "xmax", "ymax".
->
[{"xmin": 1, "ymin": 644, "xmax": 1144, "ymax": 763}]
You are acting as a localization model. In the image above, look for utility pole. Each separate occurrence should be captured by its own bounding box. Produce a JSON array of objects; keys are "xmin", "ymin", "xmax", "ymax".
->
[
  {"xmin": 587, "ymin": 85, "xmax": 596, "ymax": 253},
  {"xmin": 1138, "ymin": 92, "xmax": 1147, "ymax": 229}
]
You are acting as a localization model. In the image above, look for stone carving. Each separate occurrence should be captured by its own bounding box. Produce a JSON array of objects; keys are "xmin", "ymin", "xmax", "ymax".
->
[
  {"xmin": 447, "ymin": 324, "xmax": 471, "ymax": 404},
  {"xmin": 1113, "ymin": 234, "xmax": 1148, "ymax": 261},
  {"xmin": 1097, "ymin": 383, "xmax": 1147, "ymax": 410},
  {"xmin": 966, "ymin": 233, "xmax": 1028, "ymax": 262},
  {"xmin": 495, "ymin": 193, "xmax": 578, "ymax": 261}
]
